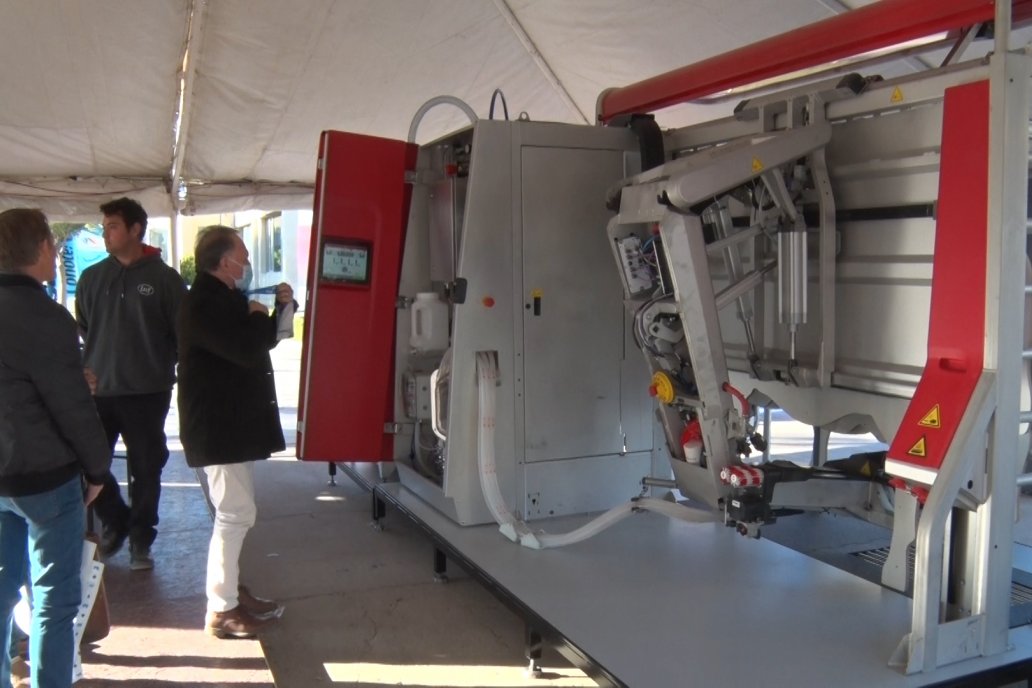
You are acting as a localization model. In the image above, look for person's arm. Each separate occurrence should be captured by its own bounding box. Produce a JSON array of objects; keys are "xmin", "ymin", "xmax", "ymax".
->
[
  {"xmin": 165, "ymin": 268, "xmax": 188, "ymax": 356},
  {"xmin": 84, "ymin": 482, "xmax": 103, "ymax": 506},
  {"xmin": 29, "ymin": 308, "xmax": 111, "ymax": 486},
  {"xmin": 184, "ymin": 293, "xmax": 277, "ymax": 368},
  {"xmin": 73, "ymin": 268, "xmax": 91, "ymax": 336}
]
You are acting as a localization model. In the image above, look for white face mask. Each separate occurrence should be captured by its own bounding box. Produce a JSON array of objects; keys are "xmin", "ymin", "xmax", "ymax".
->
[{"xmin": 228, "ymin": 258, "xmax": 253, "ymax": 292}]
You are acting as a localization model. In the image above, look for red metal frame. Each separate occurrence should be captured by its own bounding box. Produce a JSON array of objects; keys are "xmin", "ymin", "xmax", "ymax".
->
[
  {"xmin": 886, "ymin": 80, "xmax": 990, "ymax": 475},
  {"xmin": 598, "ymin": 0, "xmax": 1032, "ymax": 122}
]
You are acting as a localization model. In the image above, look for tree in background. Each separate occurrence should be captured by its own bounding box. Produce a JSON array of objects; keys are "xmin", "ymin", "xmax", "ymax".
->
[{"xmin": 179, "ymin": 255, "xmax": 196, "ymax": 285}]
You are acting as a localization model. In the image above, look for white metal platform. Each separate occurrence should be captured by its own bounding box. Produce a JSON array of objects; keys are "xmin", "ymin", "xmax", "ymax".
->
[{"xmin": 338, "ymin": 463, "xmax": 1032, "ymax": 687}]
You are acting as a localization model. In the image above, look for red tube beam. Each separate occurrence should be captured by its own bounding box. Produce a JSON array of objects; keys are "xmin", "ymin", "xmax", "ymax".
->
[{"xmin": 598, "ymin": 0, "xmax": 1032, "ymax": 122}]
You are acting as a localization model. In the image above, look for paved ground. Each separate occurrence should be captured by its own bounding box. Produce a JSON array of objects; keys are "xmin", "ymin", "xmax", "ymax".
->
[{"xmin": 76, "ymin": 339, "xmax": 592, "ymax": 687}]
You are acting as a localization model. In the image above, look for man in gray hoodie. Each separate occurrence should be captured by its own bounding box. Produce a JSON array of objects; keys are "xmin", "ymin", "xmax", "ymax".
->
[{"xmin": 76, "ymin": 197, "xmax": 186, "ymax": 570}]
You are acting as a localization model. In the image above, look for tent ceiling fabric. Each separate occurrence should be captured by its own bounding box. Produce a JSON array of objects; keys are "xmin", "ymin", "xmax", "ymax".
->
[{"xmin": 0, "ymin": 0, "xmax": 1008, "ymax": 218}]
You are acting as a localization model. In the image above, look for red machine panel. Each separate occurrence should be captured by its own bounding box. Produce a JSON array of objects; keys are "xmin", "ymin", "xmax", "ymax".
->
[
  {"xmin": 886, "ymin": 80, "xmax": 990, "ymax": 475},
  {"xmin": 298, "ymin": 131, "xmax": 417, "ymax": 461}
]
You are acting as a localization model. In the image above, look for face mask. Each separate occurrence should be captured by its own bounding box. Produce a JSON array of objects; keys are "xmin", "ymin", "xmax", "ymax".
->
[{"xmin": 229, "ymin": 258, "xmax": 253, "ymax": 292}]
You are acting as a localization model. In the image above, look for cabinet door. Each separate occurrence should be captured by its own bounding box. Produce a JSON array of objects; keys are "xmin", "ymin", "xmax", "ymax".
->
[
  {"xmin": 521, "ymin": 146, "xmax": 628, "ymax": 462},
  {"xmin": 298, "ymin": 131, "xmax": 417, "ymax": 462}
]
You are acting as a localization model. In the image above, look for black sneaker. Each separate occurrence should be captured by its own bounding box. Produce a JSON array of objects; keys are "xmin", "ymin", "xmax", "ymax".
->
[
  {"xmin": 98, "ymin": 525, "xmax": 129, "ymax": 558},
  {"xmin": 129, "ymin": 545, "xmax": 154, "ymax": 571}
]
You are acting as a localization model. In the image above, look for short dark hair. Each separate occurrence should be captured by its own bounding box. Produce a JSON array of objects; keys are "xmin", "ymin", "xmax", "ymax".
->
[
  {"xmin": 0, "ymin": 208, "xmax": 51, "ymax": 272},
  {"xmin": 195, "ymin": 225, "xmax": 240, "ymax": 273},
  {"xmin": 99, "ymin": 197, "xmax": 148, "ymax": 239}
]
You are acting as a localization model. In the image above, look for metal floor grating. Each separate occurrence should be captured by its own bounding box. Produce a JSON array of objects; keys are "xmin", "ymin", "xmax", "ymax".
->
[{"xmin": 851, "ymin": 545, "xmax": 1032, "ymax": 607}]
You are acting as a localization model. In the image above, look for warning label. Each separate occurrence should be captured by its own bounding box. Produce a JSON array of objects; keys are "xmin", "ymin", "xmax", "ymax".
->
[
  {"xmin": 907, "ymin": 436, "xmax": 927, "ymax": 458},
  {"xmin": 751, "ymin": 157, "xmax": 764, "ymax": 173},
  {"xmin": 891, "ymin": 86, "xmax": 904, "ymax": 103},
  {"xmin": 918, "ymin": 404, "xmax": 941, "ymax": 429}
]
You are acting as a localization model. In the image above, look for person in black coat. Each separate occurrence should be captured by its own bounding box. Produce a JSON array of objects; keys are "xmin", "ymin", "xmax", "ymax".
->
[
  {"xmin": 177, "ymin": 225, "xmax": 292, "ymax": 639},
  {"xmin": 0, "ymin": 208, "xmax": 111, "ymax": 687}
]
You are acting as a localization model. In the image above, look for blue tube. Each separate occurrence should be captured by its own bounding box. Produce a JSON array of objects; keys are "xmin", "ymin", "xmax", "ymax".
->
[{"xmin": 245, "ymin": 285, "xmax": 279, "ymax": 295}]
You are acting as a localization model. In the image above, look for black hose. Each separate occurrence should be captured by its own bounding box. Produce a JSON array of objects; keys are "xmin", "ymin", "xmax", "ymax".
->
[{"xmin": 489, "ymin": 89, "xmax": 509, "ymax": 120}]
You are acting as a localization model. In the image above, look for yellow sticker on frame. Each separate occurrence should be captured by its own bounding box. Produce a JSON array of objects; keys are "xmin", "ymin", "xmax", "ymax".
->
[{"xmin": 918, "ymin": 404, "xmax": 941, "ymax": 429}]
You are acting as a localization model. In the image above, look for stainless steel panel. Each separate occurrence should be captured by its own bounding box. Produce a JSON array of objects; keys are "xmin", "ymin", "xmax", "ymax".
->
[
  {"xmin": 522, "ymin": 450, "xmax": 651, "ymax": 519},
  {"xmin": 521, "ymin": 145, "xmax": 628, "ymax": 462},
  {"xmin": 428, "ymin": 177, "xmax": 462, "ymax": 283}
]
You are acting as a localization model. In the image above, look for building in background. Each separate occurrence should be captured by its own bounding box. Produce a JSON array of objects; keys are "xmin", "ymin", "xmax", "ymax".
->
[
  {"xmin": 177, "ymin": 210, "xmax": 312, "ymax": 310},
  {"xmin": 58, "ymin": 209, "xmax": 312, "ymax": 313}
]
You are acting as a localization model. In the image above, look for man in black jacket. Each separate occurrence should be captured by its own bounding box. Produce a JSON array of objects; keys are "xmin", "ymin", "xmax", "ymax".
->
[
  {"xmin": 177, "ymin": 225, "xmax": 291, "ymax": 639},
  {"xmin": 76, "ymin": 197, "xmax": 186, "ymax": 570},
  {"xmin": 0, "ymin": 208, "xmax": 111, "ymax": 686}
]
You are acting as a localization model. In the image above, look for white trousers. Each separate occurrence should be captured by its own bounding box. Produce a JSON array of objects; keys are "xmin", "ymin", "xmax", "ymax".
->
[{"xmin": 203, "ymin": 462, "xmax": 256, "ymax": 613}]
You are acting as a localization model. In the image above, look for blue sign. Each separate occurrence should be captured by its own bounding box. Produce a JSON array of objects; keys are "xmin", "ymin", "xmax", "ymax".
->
[{"xmin": 63, "ymin": 227, "xmax": 107, "ymax": 296}]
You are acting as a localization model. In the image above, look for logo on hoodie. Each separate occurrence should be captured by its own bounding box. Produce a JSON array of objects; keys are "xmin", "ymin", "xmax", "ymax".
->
[{"xmin": 137, "ymin": 284, "xmax": 155, "ymax": 296}]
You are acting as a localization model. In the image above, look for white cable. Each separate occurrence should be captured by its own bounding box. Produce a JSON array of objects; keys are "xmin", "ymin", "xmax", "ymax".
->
[
  {"xmin": 474, "ymin": 352, "xmax": 714, "ymax": 548},
  {"xmin": 407, "ymin": 96, "xmax": 478, "ymax": 144}
]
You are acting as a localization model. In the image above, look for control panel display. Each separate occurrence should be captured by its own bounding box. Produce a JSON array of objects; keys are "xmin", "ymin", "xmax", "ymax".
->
[{"xmin": 321, "ymin": 240, "xmax": 371, "ymax": 285}]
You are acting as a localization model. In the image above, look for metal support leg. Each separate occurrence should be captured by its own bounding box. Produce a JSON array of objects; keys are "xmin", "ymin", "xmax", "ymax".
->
[
  {"xmin": 370, "ymin": 490, "xmax": 386, "ymax": 531},
  {"xmin": 812, "ymin": 426, "xmax": 830, "ymax": 467},
  {"xmin": 328, "ymin": 461, "xmax": 337, "ymax": 486},
  {"xmin": 884, "ymin": 489, "xmax": 919, "ymax": 592},
  {"xmin": 525, "ymin": 625, "xmax": 543, "ymax": 677},
  {"xmin": 433, "ymin": 547, "xmax": 448, "ymax": 583}
]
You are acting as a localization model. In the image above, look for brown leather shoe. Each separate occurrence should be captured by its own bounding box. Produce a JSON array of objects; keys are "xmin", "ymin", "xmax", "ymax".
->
[
  {"xmin": 205, "ymin": 605, "xmax": 271, "ymax": 639},
  {"xmin": 238, "ymin": 584, "xmax": 284, "ymax": 620}
]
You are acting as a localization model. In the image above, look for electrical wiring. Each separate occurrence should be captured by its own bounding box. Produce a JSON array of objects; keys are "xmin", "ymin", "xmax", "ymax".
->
[{"xmin": 489, "ymin": 88, "xmax": 510, "ymax": 120}]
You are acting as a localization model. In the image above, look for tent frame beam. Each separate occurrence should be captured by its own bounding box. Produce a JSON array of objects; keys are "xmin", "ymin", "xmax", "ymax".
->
[{"xmin": 491, "ymin": 0, "xmax": 590, "ymax": 125}]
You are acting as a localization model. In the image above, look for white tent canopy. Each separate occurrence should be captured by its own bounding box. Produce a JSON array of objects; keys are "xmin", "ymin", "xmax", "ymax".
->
[{"xmin": 0, "ymin": 0, "xmax": 1009, "ymax": 219}]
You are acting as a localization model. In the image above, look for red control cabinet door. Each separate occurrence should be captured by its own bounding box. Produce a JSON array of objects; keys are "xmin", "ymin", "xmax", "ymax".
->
[{"xmin": 298, "ymin": 131, "xmax": 417, "ymax": 461}]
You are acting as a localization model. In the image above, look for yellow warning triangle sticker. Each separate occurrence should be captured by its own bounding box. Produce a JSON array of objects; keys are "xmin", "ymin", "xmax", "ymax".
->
[
  {"xmin": 891, "ymin": 86, "xmax": 904, "ymax": 103},
  {"xmin": 907, "ymin": 436, "xmax": 927, "ymax": 458},
  {"xmin": 751, "ymin": 157, "xmax": 764, "ymax": 173},
  {"xmin": 918, "ymin": 404, "xmax": 941, "ymax": 429}
]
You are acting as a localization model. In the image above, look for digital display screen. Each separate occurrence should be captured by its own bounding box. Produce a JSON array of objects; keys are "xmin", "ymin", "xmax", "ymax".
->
[{"xmin": 321, "ymin": 240, "xmax": 371, "ymax": 285}]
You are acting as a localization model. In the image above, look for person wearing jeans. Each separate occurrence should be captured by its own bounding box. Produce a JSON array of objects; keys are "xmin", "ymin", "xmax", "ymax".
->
[
  {"xmin": 0, "ymin": 209, "xmax": 110, "ymax": 687},
  {"xmin": 0, "ymin": 479, "xmax": 85, "ymax": 688},
  {"xmin": 177, "ymin": 226, "xmax": 291, "ymax": 638}
]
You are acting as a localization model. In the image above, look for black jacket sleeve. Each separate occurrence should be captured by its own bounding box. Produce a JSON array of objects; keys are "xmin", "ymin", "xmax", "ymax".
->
[{"xmin": 30, "ymin": 307, "xmax": 111, "ymax": 485}]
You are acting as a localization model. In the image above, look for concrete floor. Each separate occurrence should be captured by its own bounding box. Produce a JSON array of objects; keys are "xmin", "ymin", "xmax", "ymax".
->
[
  {"xmin": 72, "ymin": 339, "xmax": 1032, "ymax": 687},
  {"xmin": 77, "ymin": 339, "xmax": 593, "ymax": 688}
]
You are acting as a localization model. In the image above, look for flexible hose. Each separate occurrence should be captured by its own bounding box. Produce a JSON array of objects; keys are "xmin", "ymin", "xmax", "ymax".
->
[
  {"xmin": 474, "ymin": 352, "xmax": 714, "ymax": 548},
  {"xmin": 722, "ymin": 381, "xmax": 751, "ymax": 417},
  {"xmin": 475, "ymin": 352, "xmax": 521, "ymax": 542},
  {"xmin": 407, "ymin": 95, "xmax": 478, "ymax": 144}
]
